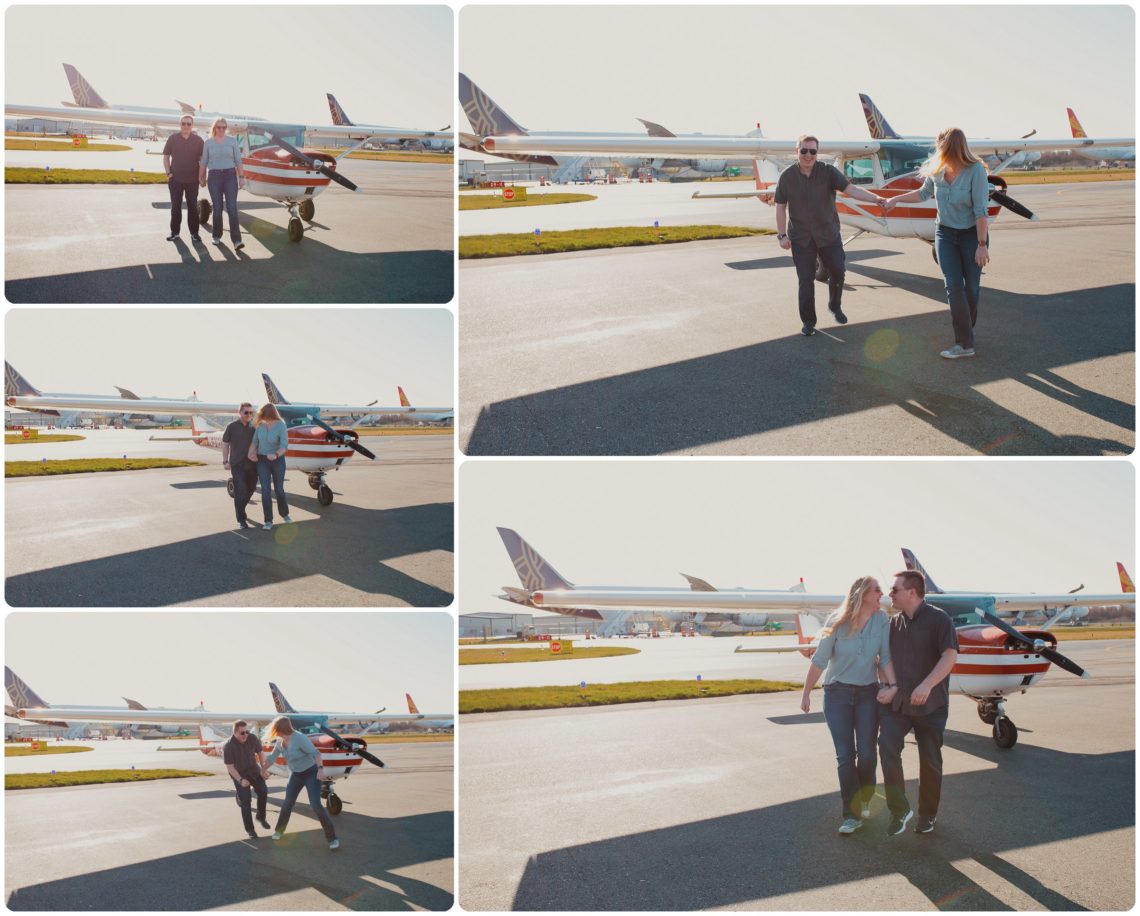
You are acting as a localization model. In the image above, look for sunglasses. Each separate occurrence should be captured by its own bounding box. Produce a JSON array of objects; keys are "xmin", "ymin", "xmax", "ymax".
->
[
  {"xmin": 241, "ymin": 411, "xmax": 254, "ymax": 416},
  {"xmin": 180, "ymin": 122, "xmax": 193, "ymax": 127},
  {"xmin": 799, "ymin": 148, "xmax": 818, "ymax": 156},
  {"xmin": 235, "ymin": 730, "xmax": 248, "ymax": 736}
]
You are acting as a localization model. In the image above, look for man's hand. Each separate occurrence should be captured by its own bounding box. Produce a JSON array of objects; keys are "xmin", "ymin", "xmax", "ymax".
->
[
  {"xmin": 911, "ymin": 682, "xmax": 932, "ymax": 706},
  {"xmin": 779, "ymin": 236, "xmax": 792, "ymax": 251}
]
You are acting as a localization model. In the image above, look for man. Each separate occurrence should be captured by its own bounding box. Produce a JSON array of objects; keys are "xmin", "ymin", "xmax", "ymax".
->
[
  {"xmin": 222, "ymin": 403, "xmax": 257, "ymax": 529},
  {"xmin": 223, "ymin": 719, "xmax": 271, "ymax": 839},
  {"xmin": 774, "ymin": 135, "xmax": 888, "ymax": 336},
  {"xmin": 879, "ymin": 569, "xmax": 959, "ymax": 836},
  {"xmin": 163, "ymin": 115, "xmax": 205, "ymax": 243}
]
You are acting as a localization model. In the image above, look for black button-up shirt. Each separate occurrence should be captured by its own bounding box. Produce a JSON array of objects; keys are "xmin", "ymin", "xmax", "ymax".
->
[
  {"xmin": 774, "ymin": 161, "xmax": 849, "ymax": 246},
  {"xmin": 889, "ymin": 601, "xmax": 959, "ymax": 716},
  {"xmin": 162, "ymin": 132, "xmax": 205, "ymax": 184},
  {"xmin": 222, "ymin": 419, "xmax": 256, "ymax": 466}
]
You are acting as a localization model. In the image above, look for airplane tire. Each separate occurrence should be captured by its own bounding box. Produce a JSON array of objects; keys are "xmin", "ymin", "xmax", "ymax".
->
[
  {"xmin": 992, "ymin": 716, "xmax": 1018, "ymax": 749},
  {"xmin": 308, "ymin": 474, "xmax": 322, "ymax": 491},
  {"xmin": 977, "ymin": 702, "xmax": 997, "ymax": 725},
  {"xmin": 288, "ymin": 218, "xmax": 304, "ymax": 243},
  {"xmin": 226, "ymin": 478, "xmax": 235, "ymax": 499},
  {"xmin": 198, "ymin": 200, "xmax": 212, "ymax": 226},
  {"xmin": 299, "ymin": 199, "xmax": 315, "ymax": 221},
  {"xmin": 931, "ymin": 245, "xmax": 939, "ymax": 264},
  {"xmin": 318, "ymin": 484, "xmax": 334, "ymax": 506},
  {"xmin": 327, "ymin": 794, "xmax": 342, "ymax": 816},
  {"xmin": 814, "ymin": 257, "xmax": 830, "ymax": 284}
]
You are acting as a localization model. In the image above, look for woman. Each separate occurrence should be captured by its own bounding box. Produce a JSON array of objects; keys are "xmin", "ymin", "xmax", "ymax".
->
[
  {"xmin": 800, "ymin": 576, "xmax": 898, "ymax": 835},
  {"xmin": 262, "ymin": 716, "xmax": 339, "ymax": 849},
  {"xmin": 198, "ymin": 117, "xmax": 246, "ymax": 249},
  {"xmin": 882, "ymin": 127, "xmax": 990, "ymax": 360},
  {"xmin": 251, "ymin": 404, "xmax": 291, "ymax": 530}
]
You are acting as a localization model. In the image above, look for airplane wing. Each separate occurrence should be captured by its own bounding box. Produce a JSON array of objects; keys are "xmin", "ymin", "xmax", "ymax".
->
[
  {"xmin": 988, "ymin": 593, "xmax": 1135, "ymax": 612},
  {"xmin": 305, "ymin": 124, "xmax": 451, "ymax": 143},
  {"xmin": 6, "ymin": 103, "xmax": 212, "ymax": 132},
  {"xmin": 12, "ymin": 705, "xmax": 449, "ymax": 728},
  {"xmin": 961, "ymin": 136, "xmax": 1134, "ymax": 156},
  {"xmin": 6, "ymin": 394, "xmax": 244, "ymax": 416},
  {"xmin": 483, "ymin": 135, "xmax": 881, "ymax": 159},
  {"xmin": 525, "ymin": 586, "xmax": 844, "ymax": 613}
]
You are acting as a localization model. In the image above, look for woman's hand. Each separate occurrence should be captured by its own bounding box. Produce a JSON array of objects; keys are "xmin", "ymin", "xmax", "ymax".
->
[
  {"xmin": 975, "ymin": 244, "xmax": 990, "ymax": 268},
  {"xmin": 876, "ymin": 685, "xmax": 897, "ymax": 705},
  {"xmin": 799, "ymin": 693, "xmax": 811, "ymax": 714},
  {"xmin": 880, "ymin": 197, "xmax": 894, "ymax": 213}
]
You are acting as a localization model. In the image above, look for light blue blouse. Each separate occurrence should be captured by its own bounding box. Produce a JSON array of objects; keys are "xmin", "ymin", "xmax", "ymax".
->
[
  {"xmin": 918, "ymin": 161, "xmax": 990, "ymax": 230},
  {"xmin": 270, "ymin": 730, "xmax": 321, "ymax": 774},
  {"xmin": 811, "ymin": 609, "xmax": 891, "ymax": 686},
  {"xmin": 254, "ymin": 420, "xmax": 288, "ymax": 457},
  {"xmin": 199, "ymin": 136, "xmax": 242, "ymax": 171}
]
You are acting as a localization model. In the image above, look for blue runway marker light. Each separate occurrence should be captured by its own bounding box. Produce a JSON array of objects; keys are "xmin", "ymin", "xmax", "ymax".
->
[
  {"xmin": 696, "ymin": 674, "xmax": 702, "ymax": 682},
  {"xmin": 580, "ymin": 681, "xmax": 587, "ymax": 690},
  {"xmin": 654, "ymin": 220, "xmax": 659, "ymax": 229},
  {"xmin": 535, "ymin": 228, "xmax": 541, "ymax": 236}
]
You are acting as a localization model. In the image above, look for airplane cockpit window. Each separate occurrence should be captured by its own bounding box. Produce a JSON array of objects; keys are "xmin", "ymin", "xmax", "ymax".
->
[
  {"xmin": 247, "ymin": 124, "xmax": 306, "ymax": 151},
  {"xmin": 948, "ymin": 609, "xmax": 986, "ymax": 627},
  {"xmin": 843, "ymin": 157, "xmax": 875, "ymax": 184}
]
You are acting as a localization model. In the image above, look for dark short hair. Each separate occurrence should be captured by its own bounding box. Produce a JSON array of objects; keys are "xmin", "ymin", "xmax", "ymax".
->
[
  {"xmin": 797, "ymin": 134, "xmax": 820, "ymax": 148},
  {"xmin": 232, "ymin": 719, "xmax": 248, "ymax": 732},
  {"xmin": 239, "ymin": 402, "xmax": 253, "ymax": 411},
  {"xmin": 892, "ymin": 570, "xmax": 926, "ymax": 598}
]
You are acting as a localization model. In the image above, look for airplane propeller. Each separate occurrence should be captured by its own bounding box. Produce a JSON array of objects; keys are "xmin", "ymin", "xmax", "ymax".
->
[
  {"xmin": 317, "ymin": 723, "xmax": 385, "ymax": 768},
  {"xmin": 309, "ymin": 415, "xmax": 378, "ymax": 460},
  {"xmin": 263, "ymin": 129, "xmax": 359, "ymax": 193},
  {"xmin": 986, "ymin": 176, "xmax": 1038, "ymax": 221},
  {"xmin": 980, "ymin": 609, "xmax": 1089, "ymax": 678}
]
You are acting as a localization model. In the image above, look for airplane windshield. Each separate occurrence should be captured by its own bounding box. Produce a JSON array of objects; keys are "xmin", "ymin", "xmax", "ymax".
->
[
  {"xmin": 947, "ymin": 609, "xmax": 987, "ymax": 627},
  {"xmin": 844, "ymin": 157, "xmax": 875, "ymax": 184},
  {"xmin": 247, "ymin": 123, "xmax": 307, "ymax": 151},
  {"xmin": 878, "ymin": 146, "xmax": 930, "ymax": 180}
]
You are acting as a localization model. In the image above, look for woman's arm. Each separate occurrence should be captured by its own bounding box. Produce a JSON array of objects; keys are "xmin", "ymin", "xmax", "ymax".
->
[
  {"xmin": 800, "ymin": 661, "xmax": 824, "ymax": 713},
  {"xmin": 972, "ymin": 164, "xmax": 990, "ymax": 266}
]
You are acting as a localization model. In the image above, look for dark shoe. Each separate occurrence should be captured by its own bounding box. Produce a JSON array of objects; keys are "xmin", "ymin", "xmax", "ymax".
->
[
  {"xmin": 238, "ymin": 521, "xmax": 250, "ymax": 530},
  {"xmin": 887, "ymin": 809, "xmax": 913, "ymax": 836},
  {"xmin": 246, "ymin": 831, "xmax": 257, "ymax": 839},
  {"xmin": 190, "ymin": 234, "xmax": 202, "ymax": 244},
  {"xmin": 211, "ymin": 237, "xmax": 222, "ymax": 246},
  {"xmin": 166, "ymin": 233, "xmax": 179, "ymax": 241},
  {"xmin": 257, "ymin": 816, "xmax": 271, "ymax": 830},
  {"xmin": 830, "ymin": 307, "xmax": 848, "ymax": 325},
  {"xmin": 915, "ymin": 816, "xmax": 937, "ymax": 835},
  {"xmin": 235, "ymin": 241, "xmax": 245, "ymax": 251},
  {"xmin": 801, "ymin": 324, "xmax": 816, "ymax": 337}
]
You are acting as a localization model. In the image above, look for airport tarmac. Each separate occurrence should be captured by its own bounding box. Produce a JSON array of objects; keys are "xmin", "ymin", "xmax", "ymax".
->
[
  {"xmin": 5, "ymin": 740, "xmax": 454, "ymax": 910},
  {"xmin": 459, "ymin": 634, "xmax": 1133, "ymax": 690},
  {"xmin": 5, "ymin": 158, "xmax": 453, "ymax": 303},
  {"xmin": 4, "ymin": 433, "xmax": 453, "ymax": 607},
  {"xmin": 459, "ymin": 181, "xmax": 1134, "ymax": 456},
  {"xmin": 459, "ymin": 645, "xmax": 1135, "ymax": 910}
]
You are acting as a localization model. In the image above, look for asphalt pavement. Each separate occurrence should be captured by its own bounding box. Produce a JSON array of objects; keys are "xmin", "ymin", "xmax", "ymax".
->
[
  {"xmin": 5, "ymin": 159, "xmax": 453, "ymax": 303},
  {"xmin": 4, "ymin": 435, "xmax": 453, "ymax": 607},
  {"xmin": 459, "ymin": 181, "xmax": 1134, "ymax": 456},
  {"xmin": 459, "ymin": 644, "xmax": 1134, "ymax": 910}
]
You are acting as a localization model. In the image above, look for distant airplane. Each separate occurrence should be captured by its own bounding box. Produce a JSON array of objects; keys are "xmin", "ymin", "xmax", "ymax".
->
[
  {"xmin": 327, "ymin": 92, "xmax": 453, "ymax": 152},
  {"xmin": 1066, "ymin": 107, "xmax": 1135, "ymax": 163}
]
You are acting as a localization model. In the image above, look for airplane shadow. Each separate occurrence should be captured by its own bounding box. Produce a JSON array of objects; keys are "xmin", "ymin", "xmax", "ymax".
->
[
  {"xmin": 7, "ymin": 807, "xmax": 454, "ymax": 911},
  {"xmin": 503, "ymin": 735, "xmax": 1133, "ymax": 911},
  {"xmin": 463, "ymin": 271, "xmax": 1134, "ymax": 456},
  {"xmin": 6, "ymin": 212, "xmax": 453, "ymax": 304},
  {"xmin": 5, "ymin": 492, "xmax": 453, "ymax": 607}
]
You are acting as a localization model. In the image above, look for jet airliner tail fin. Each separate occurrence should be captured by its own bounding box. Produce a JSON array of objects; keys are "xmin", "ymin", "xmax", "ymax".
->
[
  {"xmin": 859, "ymin": 93, "xmax": 901, "ymax": 141},
  {"xmin": 262, "ymin": 373, "xmax": 289, "ymax": 405},
  {"xmin": 63, "ymin": 64, "xmax": 110, "ymax": 109},
  {"xmin": 1119, "ymin": 563, "xmax": 1135, "ymax": 594},
  {"xmin": 5, "ymin": 362, "xmax": 42, "ymax": 398},
  {"xmin": 269, "ymin": 682, "xmax": 296, "ymax": 714},
  {"xmin": 406, "ymin": 693, "xmax": 420, "ymax": 715},
  {"xmin": 901, "ymin": 548, "xmax": 943, "ymax": 594},
  {"xmin": 1067, "ymin": 107, "xmax": 1088, "ymax": 139},
  {"xmin": 497, "ymin": 528, "xmax": 574, "ymax": 591},
  {"xmin": 458, "ymin": 74, "xmax": 558, "ymax": 166},
  {"xmin": 5, "ymin": 667, "xmax": 51, "ymax": 709},
  {"xmin": 327, "ymin": 93, "xmax": 354, "ymax": 127}
]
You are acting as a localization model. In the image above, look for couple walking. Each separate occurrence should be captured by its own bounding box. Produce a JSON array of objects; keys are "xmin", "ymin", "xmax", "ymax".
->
[
  {"xmin": 220, "ymin": 402, "xmax": 292, "ymax": 530},
  {"xmin": 800, "ymin": 569, "xmax": 959, "ymax": 836},
  {"xmin": 222, "ymin": 716, "xmax": 340, "ymax": 850}
]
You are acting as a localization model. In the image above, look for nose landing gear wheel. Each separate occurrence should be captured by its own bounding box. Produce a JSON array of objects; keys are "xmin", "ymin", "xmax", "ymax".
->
[
  {"xmin": 307, "ymin": 473, "xmax": 322, "ymax": 491},
  {"xmin": 318, "ymin": 484, "xmax": 334, "ymax": 506},
  {"xmin": 299, "ymin": 199, "xmax": 315, "ymax": 221},
  {"xmin": 326, "ymin": 793, "xmax": 343, "ymax": 816},
  {"xmin": 992, "ymin": 716, "xmax": 1018, "ymax": 749},
  {"xmin": 814, "ymin": 257, "xmax": 831, "ymax": 284},
  {"xmin": 198, "ymin": 199, "xmax": 212, "ymax": 226},
  {"xmin": 287, "ymin": 218, "xmax": 304, "ymax": 243},
  {"xmin": 226, "ymin": 478, "xmax": 235, "ymax": 499}
]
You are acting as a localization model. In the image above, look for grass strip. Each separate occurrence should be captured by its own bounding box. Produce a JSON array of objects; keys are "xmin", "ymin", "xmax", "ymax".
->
[
  {"xmin": 6, "ymin": 769, "xmax": 212, "ymax": 789},
  {"xmin": 1054, "ymin": 626, "xmax": 1134, "ymax": 641},
  {"xmin": 461, "ymin": 646, "xmax": 639, "ymax": 665},
  {"xmin": 355, "ymin": 428, "xmax": 452, "ymax": 437},
  {"xmin": 460, "ymin": 678, "xmax": 800, "ymax": 713},
  {"xmin": 460, "ymin": 225, "xmax": 773, "ymax": 259},
  {"xmin": 5, "ymin": 745, "xmax": 93, "ymax": 756},
  {"xmin": 5, "ymin": 434, "xmax": 86, "ymax": 444},
  {"xmin": 6, "ymin": 458, "xmax": 206, "ymax": 477},
  {"xmin": 459, "ymin": 192, "xmax": 596, "ymax": 211},
  {"xmin": 6, "ymin": 139, "xmax": 132, "ymax": 152},
  {"xmin": 362, "ymin": 734, "xmax": 452, "ymax": 744},
  {"xmin": 6, "ymin": 168, "xmax": 166, "ymax": 184},
  {"xmin": 1000, "ymin": 169, "xmax": 1134, "ymax": 185}
]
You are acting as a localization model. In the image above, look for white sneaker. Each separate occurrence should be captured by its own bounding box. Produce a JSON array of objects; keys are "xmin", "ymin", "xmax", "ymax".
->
[
  {"xmin": 838, "ymin": 817, "xmax": 863, "ymax": 835},
  {"xmin": 211, "ymin": 237, "xmax": 222, "ymax": 246},
  {"xmin": 940, "ymin": 344, "xmax": 976, "ymax": 359},
  {"xmin": 262, "ymin": 522, "xmax": 272, "ymax": 531},
  {"xmin": 283, "ymin": 515, "xmax": 293, "ymax": 523},
  {"xmin": 861, "ymin": 804, "xmax": 871, "ymax": 819},
  {"xmin": 272, "ymin": 831, "xmax": 284, "ymax": 840},
  {"xmin": 328, "ymin": 838, "xmax": 340, "ymax": 850}
]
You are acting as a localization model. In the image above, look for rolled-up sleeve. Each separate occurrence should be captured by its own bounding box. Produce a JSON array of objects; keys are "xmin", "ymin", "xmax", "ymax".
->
[
  {"xmin": 230, "ymin": 139, "xmax": 242, "ymax": 170},
  {"xmin": 273, "ymin": 422, "xmax": 289, "ymax": 454},
  {"xmin": 200, "ymin": 144, "xmax": 210, "ymax": 169},
  {"xmin": 811, "ymin": 629, "xmax": 836, "ymax": 671},
  {"xmin": 878, "ymin": 615, "xmax": 891, "ymax": 668},
  {"xmin": 918, "ymin": 175, "xmax": 934, "ymax": 202},
  {"xmin": 970, "ymin": 163, "xmax": 990, "ymax": 220}
]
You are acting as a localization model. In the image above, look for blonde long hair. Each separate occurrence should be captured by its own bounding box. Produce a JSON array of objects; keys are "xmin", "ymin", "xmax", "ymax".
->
[
  {"xmin": 255, "ymin": 403, "xmax": 282, "ymax": 427},
  {"xmin": 920, "ymin": 127, "xmax": 984, "ymax": 178},
  {"xmin": 268, "ymin": 715, "xmax": 294, "ymax": 739},
  {"xmin": 209, "ymin": 116, "xmax": 229, "ymax": 139},
  {"xmin": 818, "ymin": 575, "xmax": 879, "ymax": 638}
]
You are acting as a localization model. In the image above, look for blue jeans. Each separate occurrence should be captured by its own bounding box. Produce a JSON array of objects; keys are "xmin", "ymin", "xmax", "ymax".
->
[
  {"xmin": 879, "ymin": 705, "xmax": 949, "ymax": 820},
  {"xmin": 935, "ymin": 224, "xmax": 982, "ymax": 348},
  {"xmin": 274, "ymin": 764, "xmax": 336, "ymax": 841},
  {"xmin": 207, "ymin": 168, "xmax": 241, "ymax": 243},
  {"xmin": 256, "ymin": 455, "xmax": 289, "ymax": 523},
  {"xmin": 822, "ymin": 683, "xmax": 881, "ymax": 818}
]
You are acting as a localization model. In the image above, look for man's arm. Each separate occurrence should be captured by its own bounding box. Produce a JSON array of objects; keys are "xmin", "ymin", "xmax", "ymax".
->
[
  {"xmin": 841, "ymin": 183, "xmax": 887, "ymax": 205},
  {"xmin": 225, "ymin": 762, "xmax": 244, "ymax": 782},
  {"xmin": 910, "ymin": 648, "xmax": 957, "ymax": 706},
  {"xmin": 163, "ymin": 154, "xmax": 173, "ymax": 177}
]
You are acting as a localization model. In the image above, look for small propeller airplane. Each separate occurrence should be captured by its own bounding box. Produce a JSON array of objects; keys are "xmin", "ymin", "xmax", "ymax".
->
[
  {"xmin": 6, "ymin": 93, "xmax": 449, "ymax": 243},
  {"xmin": 5, "ymin": 667, "xmax": 451, "ymax": 816},
  {"xmin": 5, "ymin": 362, "xmax": 451, "ymax": 506},
  {"xmin": 478, "ymin": 109, "xmax": 1133, "ymax": 270}
]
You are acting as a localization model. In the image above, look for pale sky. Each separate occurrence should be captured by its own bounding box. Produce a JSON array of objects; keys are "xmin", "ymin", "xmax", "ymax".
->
[
  {"xmin": 5, "ymin": 6, "xmax": 453, "ymax": 129},
  {"xmin": 5, "ymin": 612, "xmax": 454, "ymax": 713},
  {"xmin": 5, "ymin": 309, "xmax": 453, "ymax": 407},
  {"xmin": 460, "ymin": 461, "xmax": 1136, "ymax": 612},
  {"xmin": 460, "ymin": 5, "xmax": 1135, "ymax": 138}
]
